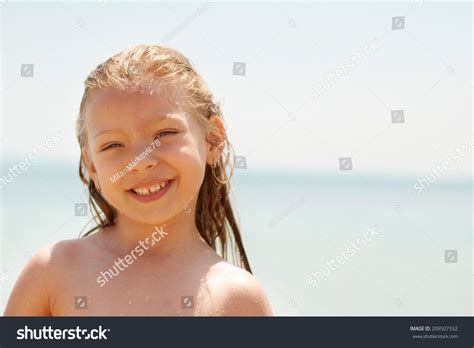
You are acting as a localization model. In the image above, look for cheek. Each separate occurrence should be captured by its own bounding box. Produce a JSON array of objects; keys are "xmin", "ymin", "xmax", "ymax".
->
[
  {"xmin": 162, "ymin": 140, "xmax": 207, "ymax": 189},
  {"xmin": 91, "ymin": 154, "xmax": 131, "ymax": 197},
  {"xmin": 95, "ymin": 155, "xmax": 126, "ymax": 179},
  {"xmin": 162, "ymin": 136, "xmax": 207, "ymax": 169}
]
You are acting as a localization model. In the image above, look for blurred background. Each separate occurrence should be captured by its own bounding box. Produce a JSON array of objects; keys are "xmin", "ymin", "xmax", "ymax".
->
[{"xmin": 0, "ymin": 0, "xmax": 472, "ymax": 315}]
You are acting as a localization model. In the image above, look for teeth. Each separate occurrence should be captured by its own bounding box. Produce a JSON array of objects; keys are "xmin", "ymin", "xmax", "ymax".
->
[{"xmin": 132, "ymin": 180, "xmax": 169, "ymax": 196}]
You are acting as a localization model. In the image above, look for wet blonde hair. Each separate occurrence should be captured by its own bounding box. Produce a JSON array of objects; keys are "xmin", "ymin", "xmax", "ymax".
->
[{"xmin": 76, "ymin": 44, "xmax": 252, "ymax": 272}]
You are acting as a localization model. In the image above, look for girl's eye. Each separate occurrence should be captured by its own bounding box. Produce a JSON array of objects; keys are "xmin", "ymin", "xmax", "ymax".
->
[
  {"xmin": 156, "ymin": 130, "xmax": 176, "ymax": 139},
  {"xmin": 99, "ymin": 131, "xmax": 176, "ymax": 151},
  {"xmin": 101, "ymin": 143, "xmax": 122, "ymax": 151}
]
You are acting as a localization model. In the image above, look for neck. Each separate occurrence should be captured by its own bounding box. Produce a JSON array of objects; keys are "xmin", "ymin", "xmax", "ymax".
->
[{"xmin": 103, "ymin": 207, "xmax": 209, "ymax": 261}]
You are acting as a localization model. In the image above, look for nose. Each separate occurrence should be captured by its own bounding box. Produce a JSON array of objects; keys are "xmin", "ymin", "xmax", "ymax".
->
[{"xmin": 129, "ymin": 141, "xmax": 160, "ymax": 172}]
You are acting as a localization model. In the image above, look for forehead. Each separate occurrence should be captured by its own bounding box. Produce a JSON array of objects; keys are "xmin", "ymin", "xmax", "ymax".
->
[{"xmin": 84, "ymin": 83, "xmax": 191, "ymax": 127}]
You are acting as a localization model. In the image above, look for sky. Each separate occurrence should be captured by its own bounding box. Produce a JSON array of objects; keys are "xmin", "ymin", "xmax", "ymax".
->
[{"xmin": 1, "ymin": 0, "xmax": 472, "ymax": 179}]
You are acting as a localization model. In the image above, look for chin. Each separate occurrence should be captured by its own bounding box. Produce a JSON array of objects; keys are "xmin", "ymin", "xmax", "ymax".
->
[{"xmin": 127, "ymin": 206, "xmax": 179, "ymax": 226}]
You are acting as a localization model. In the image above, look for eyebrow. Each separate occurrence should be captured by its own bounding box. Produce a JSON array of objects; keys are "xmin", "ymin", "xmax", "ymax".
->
[{"xmin": 92, "ymin": 128, "xmax": 123, "ymax": 140}]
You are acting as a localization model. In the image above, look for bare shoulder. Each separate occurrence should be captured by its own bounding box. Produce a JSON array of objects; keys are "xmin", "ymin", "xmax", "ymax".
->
[
  {"xmin": 4, "ymin": 237, "xmax": 90, "ymax": 316},
  {"xmin": 204, "ymin": 261, "xmax": 273, "ymax": 316},
  {"xmin": 33, "ymin": 236, "xmax": 95, "ymax": 270}
]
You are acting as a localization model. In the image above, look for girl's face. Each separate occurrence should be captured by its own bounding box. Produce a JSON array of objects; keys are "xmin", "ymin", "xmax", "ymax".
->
[{"xmin": 82, "ymin": 84, "xmax": 222, "ymax": 225}]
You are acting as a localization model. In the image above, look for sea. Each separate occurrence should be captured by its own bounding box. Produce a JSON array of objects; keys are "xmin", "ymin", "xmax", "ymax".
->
[{"xmin": 0, "ymin": 159, "xmax": 472, "ymax": 315}]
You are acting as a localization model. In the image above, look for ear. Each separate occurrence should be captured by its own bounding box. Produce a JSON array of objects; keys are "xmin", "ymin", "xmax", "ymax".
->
[
  {"xmin": 82, "ymin": 147, "xmax": 99, "ymax": 185},
  {"xmin": 206, "ymin": 115, "xmax": 226, "ymax": 165}
]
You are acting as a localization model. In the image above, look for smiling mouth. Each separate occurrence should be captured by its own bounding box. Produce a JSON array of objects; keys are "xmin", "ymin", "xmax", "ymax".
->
[
  {"xmin": 129, "ymin": 179, "xmax": 173, "ymax": 196},
  {"xmin": 127, "ymin": 178, "xmax": 175, "ymax": 203}
]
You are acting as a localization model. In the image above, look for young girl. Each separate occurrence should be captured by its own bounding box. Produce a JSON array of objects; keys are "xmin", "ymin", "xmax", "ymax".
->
[{"xmin": 5, "ymin": 44, "xmax": 272, "ymax": 316}]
